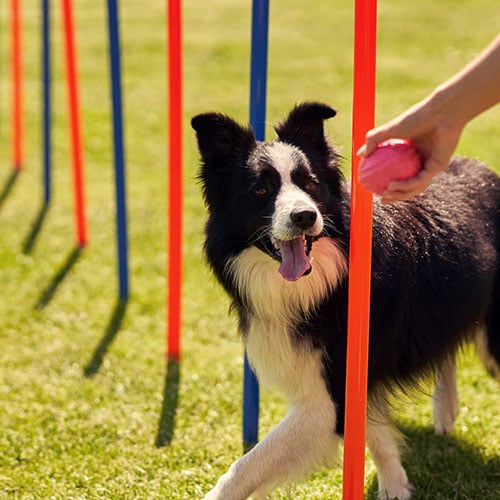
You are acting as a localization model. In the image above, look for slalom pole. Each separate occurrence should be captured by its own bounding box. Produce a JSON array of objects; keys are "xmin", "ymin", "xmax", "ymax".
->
[
  {"xmin": 107, "ymin": 0, "xmax": 129, "ymax": 301},
  {"xmin": 243, "ymin": 0, "xmax": 269, "ymax": 451},
  {"xmin": 61, "ymin": 0, "xmax": 87, "ymax": 248},
  {"xmin": 11, "ymin": 0, "xmax": 22, "ymax": 170},
  {"xmin": 42, "ymin": 0, "xmax": 51, "ymax": 204},
  {"xmin": 166, "ymin": 0, "xmax": 183, "ymax": 362},
  {"xmin": 342, "ymin": 0, "xmax": 377, "ymax": 498}
]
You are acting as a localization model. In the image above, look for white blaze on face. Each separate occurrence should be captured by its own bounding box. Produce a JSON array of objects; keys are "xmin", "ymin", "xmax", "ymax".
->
[{"xmin": 263, "ymin": 142, "xmax": 324, "ymax": 281}]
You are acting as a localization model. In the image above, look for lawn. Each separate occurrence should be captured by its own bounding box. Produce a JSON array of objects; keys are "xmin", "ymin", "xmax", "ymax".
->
[{"xmin": 0, "ymin": 0, "xmax": 499, "ymax": 498}]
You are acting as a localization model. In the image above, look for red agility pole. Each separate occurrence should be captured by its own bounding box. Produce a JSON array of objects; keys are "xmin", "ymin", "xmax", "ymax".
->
[
  {"xmin": 61, "ymin": 0, "xmax": 87, "ymax": 248},
  {"xmin": 342, "ymin": 0, "xmax": 377, "ymax": 498},
  {"xmin": 10, "ymin": 0, "xmax": 22, "ymax": 170},
  {"xmin": 166, "ymin": 0, "xmax": 183, "ymax": 361}
]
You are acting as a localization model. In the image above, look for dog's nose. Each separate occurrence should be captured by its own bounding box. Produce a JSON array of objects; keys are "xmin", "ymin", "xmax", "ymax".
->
[{"xmin": 291, "ymin": 209, "xmax": 317, "ymax": 229}]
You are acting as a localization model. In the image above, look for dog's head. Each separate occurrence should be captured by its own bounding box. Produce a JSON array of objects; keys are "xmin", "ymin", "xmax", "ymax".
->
[{"xmin": 192, "ymin": 102, "xmax": 345, "ymax": 281}]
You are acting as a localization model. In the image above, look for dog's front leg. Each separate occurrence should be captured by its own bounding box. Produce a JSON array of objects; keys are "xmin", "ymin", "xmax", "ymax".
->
[
  {"xmin": 204, "ymin": 397, "xmax": 340, "ymax": 500},
  {"xmin": 366, "ymin": 402, "xmax": 412, "ymax": 500}
]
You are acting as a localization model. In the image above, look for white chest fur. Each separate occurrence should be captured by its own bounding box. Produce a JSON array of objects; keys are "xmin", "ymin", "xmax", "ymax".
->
[{"xmin": 227, "ymin": 237, "xmax": 347, "ymax": 402}]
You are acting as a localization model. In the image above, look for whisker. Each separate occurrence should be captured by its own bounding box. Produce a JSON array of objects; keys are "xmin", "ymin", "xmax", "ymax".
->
[
  {"xmin": 322, "ymin": 216, "xmax": 341, "ymax": 236},
  {"xmin": 247, "ymin": 224, "xmax": 273, "ymax": 246}
]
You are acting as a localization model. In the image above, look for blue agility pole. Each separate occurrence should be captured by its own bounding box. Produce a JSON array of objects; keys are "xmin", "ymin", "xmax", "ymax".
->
[
  {"xmin": 42, "ymin": 0, "xmax": 51, "ymax": 204},
  {"xmin": 107, "ymin": 0, "xmax": 129, "ymax": 300},
  {"xmin": 243, "ymin": 0, "xmax": 269, "ymax": 451}
]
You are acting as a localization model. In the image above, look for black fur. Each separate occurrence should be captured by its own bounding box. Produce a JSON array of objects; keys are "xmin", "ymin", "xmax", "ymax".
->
[{"xmin": 192, "ymin": 101, "xmax": 500, "ymax": 438}]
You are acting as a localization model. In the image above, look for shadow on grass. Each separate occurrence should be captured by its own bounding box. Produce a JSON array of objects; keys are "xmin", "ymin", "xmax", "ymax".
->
[
  {"xmin": 34, "ymin": 246, "xmax": 83, "ymax": 309},
  {"xmin": 365, "ymin": 424, "xmax": 500, "ymax": 499},
  {"xmin": 22, "ymin": 202, "xmax": 50, "ymax": 254},
  {"xmin": 155, "ymin": 359, "xmax": 181, "ymax": 448},
  {"xmin": 0, "ymin": 170, "xmax": 20, "ymax": 211},
  {"xmin": 83, "ymin": 299, "xmax": 128, "ymax": 378}
]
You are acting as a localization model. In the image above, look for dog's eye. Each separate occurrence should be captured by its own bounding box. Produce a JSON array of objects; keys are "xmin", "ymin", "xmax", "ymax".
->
[
  {"xmin": 254, "ymin": 187, "xmax": 269, "ymax": 197},
  {"xmin": 305, "ymin": 181, "xmax": 319, "ymax": 193}
]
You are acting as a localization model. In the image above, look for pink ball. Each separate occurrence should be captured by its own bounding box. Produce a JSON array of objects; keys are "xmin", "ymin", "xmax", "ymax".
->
[{"xmin": 359, "ymin": 139, "xmax": 422, "ymax": 195}]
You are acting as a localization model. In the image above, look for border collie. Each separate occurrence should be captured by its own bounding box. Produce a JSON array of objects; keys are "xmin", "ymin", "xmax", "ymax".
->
[{"xmin": 192, "ymin": 102, "xmax": 500, "ymax": 499}]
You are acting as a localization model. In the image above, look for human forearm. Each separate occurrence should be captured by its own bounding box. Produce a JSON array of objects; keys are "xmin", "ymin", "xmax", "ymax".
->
[
  {"xmin": 430, "ymin": 33, "xmax": 500, "ymax": 129},
  {"xmin": 359, "ymin": 34, "xmax": 500, "ymax": 203}
]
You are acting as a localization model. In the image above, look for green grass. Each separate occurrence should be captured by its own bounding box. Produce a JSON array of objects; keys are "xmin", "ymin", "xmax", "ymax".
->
[{"xmin": 0, "ymin": 0, "xmax": 499, "ymax": 498}]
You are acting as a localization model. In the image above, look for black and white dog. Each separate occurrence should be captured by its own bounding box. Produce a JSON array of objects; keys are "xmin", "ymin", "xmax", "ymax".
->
[{"xmin": 192, "ymin": 102, "xmax": 500, "ymax": 499}]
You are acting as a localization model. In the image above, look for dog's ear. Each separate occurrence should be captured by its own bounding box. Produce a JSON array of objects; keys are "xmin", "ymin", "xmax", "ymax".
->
[
  {"xmin": 275, "ymin": 102, "xmax": 336, "ymax": 163},
  {"xmin": 192, "ymin": 113, "xmax": 256, "ymax": 210},
  {"xmin": 192, "ymin": 113, "xmax": 256, "ymax": 166},
  {"xmin": 276, "ymin": 102, "xmax": 344, "ymax": 198}
]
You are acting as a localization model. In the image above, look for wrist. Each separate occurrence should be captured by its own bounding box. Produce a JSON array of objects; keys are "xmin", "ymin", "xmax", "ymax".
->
[{"xmin": 427, "ymin": 83, "xmax": 469, "ymax": 133}]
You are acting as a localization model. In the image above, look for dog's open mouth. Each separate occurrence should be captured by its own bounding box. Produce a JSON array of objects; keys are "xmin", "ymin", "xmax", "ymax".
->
[{"xmin": 271, "ymin": 235, "xmax": 313, "ymax": 282}]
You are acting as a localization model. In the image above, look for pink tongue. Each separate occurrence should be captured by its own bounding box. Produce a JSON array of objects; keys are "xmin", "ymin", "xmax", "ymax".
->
[{"xmin": 276, "ymin": 237, "xmax": 311, "ymax": 281}]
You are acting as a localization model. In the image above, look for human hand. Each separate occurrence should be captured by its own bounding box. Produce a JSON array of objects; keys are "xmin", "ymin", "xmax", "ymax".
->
[{"xmin": 358, "ymin": 101, "xmax": 463, "ymax": 204}]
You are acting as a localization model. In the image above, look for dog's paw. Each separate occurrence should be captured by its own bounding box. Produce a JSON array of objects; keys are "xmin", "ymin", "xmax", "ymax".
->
[
  {"xmin": 203, "ymin": 471, "xmax": 253, "ymax": 500},
  {"xmin": 203, "ymin": 474, "xmax": 229, "ymax": 500},
  {"xmin": 377, "ymin": 465, "xmax": 413, "ymax": 500},
  {"xmin": 378, "ymin": 484, "xmax": 413, "ymax": 500},
  {"xmin": 203, "ymin": 488, "xmax": 221, "ymax": 500}
]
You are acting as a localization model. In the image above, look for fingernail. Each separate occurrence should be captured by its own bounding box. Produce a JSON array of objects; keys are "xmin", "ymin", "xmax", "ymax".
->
[{"xmin": 356, "ymin": 145, "xmax": 367, "ymax": 157}]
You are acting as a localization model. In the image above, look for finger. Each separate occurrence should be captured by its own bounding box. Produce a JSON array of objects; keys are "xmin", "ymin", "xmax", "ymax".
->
[
  {"xmin": 388, "ymin": 165, "xmax": 436, "ymax": 191},
  {"xmin": 380, "ymin": 171, "xmax": 434, "ymax": 204},
  {"xmin": 361, "ymin": 127, "xmax": 392, "ymax": 156},
  {"xmin": 385, "ymin": 177, "xmax": 429, "ymax": 194},
  {"xmin": 356, "ymin": 144, "xmax": 367, "ymax": 157}
]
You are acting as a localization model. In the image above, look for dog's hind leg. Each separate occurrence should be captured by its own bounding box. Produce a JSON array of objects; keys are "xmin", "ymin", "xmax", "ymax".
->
[
  {"xmin": 475, "ymin": 328, "xmax": 500, "ymax": 381},
  {"xmin": 432, "ymin": 352, "xmax": 459, "ymax": 435},
  {"xmin": 203, "ymin": 396, "xmax": 340, "ymax": 500},
  {"xmin": 366, "ymin": 401, "xmax": 412, "ymax": 500}
]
